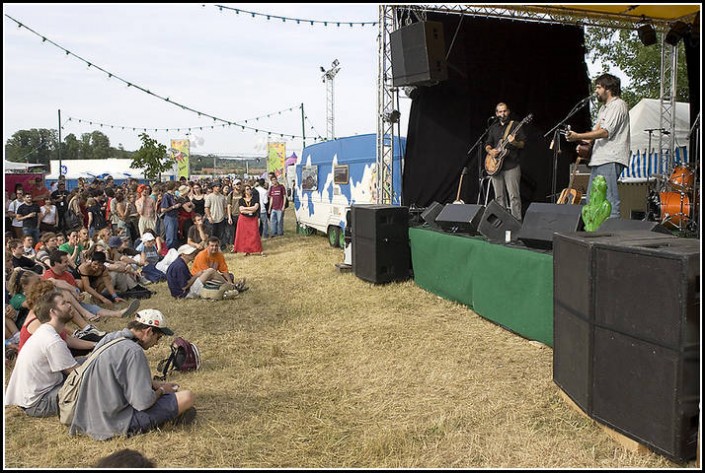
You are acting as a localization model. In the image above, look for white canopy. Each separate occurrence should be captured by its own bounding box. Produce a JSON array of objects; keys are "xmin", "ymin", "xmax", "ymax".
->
[
  {"xmin": 629, "ymin": 98, "xmax": 690, "ymax": 153},
  {"xmin": 4, "ymin": 160, "xmax": 45, "ymax": 171}
]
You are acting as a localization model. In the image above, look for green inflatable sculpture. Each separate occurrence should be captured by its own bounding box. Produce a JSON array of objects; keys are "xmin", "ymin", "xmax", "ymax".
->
[{"xmin": 582, "ymin": 174, "xmax": 611, "ymax": 232}]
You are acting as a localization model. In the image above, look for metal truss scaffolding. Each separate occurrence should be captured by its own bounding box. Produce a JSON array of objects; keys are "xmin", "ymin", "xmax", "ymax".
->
[{"xmin": 376, "ymin": 5, "xmax": 397, "ymax": 205}]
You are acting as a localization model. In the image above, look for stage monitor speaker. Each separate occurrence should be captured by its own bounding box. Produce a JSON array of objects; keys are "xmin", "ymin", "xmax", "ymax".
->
[
  {"xmin": 390, "ymin": 21, "xmax": 447, "ymax": 87},
  {"xmin": 552, "ymin": 231, "xmax": 678, "ymax": 412},
  {"xmin": 420, "ymin": 201, "xmax": 444, "ymax": 229},
  {"xmin": 352, "ymin": 205, "xmax": 411, "ymax": 284},
  {"xmin": 435, "ymin": 204, "xmax": 485, "ymax": 235},
  {"xmin": 478, "ymin": 199, "xmax": 522, "ymax": 243},
  {"xmin": 598, "ymin": 217, "xmax": 671, "ymax": 234},
  {"xmin": 517, "ymin": 203, "xmax": 584, "ymax": 249},
  {"xmin": 592, "ymin": 327, "xmax": 699, "ymax": 462}
]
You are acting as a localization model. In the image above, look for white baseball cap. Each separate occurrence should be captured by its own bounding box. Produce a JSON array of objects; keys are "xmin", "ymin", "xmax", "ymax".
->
[{"xmin": 134, "ymin": 309, "xmax": 174, "ymax": 335}]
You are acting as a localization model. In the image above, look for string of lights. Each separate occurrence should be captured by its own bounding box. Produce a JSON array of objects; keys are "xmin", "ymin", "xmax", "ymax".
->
[
  {"xmin": 4, "ymin": 14, "xmax": 319, "ymax": 141},
  {"xmin": 63, "ymin": 105, "xmax": 308, "ymax": 135},
  {"xmin": 212, "ymin": 5, "xmax": 377, "ymax": 27},
  {"xmin": 304, "ymin": 114, "xmax": 325, "ymax": 141}
]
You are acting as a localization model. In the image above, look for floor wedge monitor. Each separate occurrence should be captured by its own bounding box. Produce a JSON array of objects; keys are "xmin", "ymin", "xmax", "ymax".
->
[{"xmin": 435, "ymin": 204, "xmax": 485, "ymax": 235}]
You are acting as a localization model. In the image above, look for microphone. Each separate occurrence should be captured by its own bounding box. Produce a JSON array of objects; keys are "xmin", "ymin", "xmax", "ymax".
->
[
  {"xmin": 578, "ymin": 95, "xmax": 595, "ymax": 105},
  {"xmin": 487, "ymin": 115, "xmax": 498, "ymax": 123}
]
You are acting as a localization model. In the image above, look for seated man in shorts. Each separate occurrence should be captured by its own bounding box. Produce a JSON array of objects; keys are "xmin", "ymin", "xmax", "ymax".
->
[
  {"xmin": 68, "ymin": 309, "xmax": 195, "ymax": 440},
  {"xmin": 166, "ymin": 244, "xmax": 234, "ymax": 299}
]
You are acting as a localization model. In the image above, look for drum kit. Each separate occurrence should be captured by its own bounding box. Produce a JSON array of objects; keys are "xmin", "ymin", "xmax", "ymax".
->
[{"xmin": 647, "ymin": 162, "xmax": 699, "ymax": 233}]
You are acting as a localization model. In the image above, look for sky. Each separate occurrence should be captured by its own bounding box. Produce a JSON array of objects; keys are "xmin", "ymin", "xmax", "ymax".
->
[{"xmin": 3, "ymin": 3, "xmax": 408, "ymax": 159}]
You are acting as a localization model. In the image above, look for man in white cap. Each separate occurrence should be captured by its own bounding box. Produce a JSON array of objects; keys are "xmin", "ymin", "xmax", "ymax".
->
[
  {"xmin": 166, "ymin": 244, "xmax": 232, "ymax": 299},
  {"xmin": 68, "ymin": 308, "xmax": 195, "ymax": 440}
]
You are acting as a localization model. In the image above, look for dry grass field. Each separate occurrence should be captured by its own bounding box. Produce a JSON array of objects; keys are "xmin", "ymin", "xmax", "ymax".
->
[{"xmin": 3, "ymin": 210, "xmax": 693, "ymax": 468}]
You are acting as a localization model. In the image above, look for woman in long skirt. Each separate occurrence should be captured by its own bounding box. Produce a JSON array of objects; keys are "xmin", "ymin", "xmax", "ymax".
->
[{"xmin": 233, "ymin": 184, "xmax": 264, "ymax": 256}]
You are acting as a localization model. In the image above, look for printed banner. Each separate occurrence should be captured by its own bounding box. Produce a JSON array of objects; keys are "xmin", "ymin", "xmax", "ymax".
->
[
  {"xmin": 267, "ymin": 142, "xmax": 286, "ymax": 178},
  {"xmin": 170, "ymin": 139, "xmax": 190, "ymax": 180}
]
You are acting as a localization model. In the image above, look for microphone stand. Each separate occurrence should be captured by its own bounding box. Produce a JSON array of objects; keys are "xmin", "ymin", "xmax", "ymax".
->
[
  {"xmin": 544, "ymin": 98, "xmax": 591, "ymax": 203},
  {"xmin": 467, "ymin": 121, "xmax": 493, "ymax": 205}
]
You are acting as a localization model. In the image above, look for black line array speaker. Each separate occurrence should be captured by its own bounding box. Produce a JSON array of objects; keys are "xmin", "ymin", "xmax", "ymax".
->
[
  {"xmin": 598, "ymin": 217, "xmax": 671, "ymax": 234},
  {"xmin": 420, "ymin": 201, "xmax": 444, "ymax": 229},
  {"xmin": 435, "ymin": 204, "xmax": 485, "ymax": 235},
  {"xmin": 478, "ymin": 199, "xmax": 522, "ymax": 243},
  {"xmin": 390, "ymin": 21, "xmax": 447, "ymax": 87},
  {"xmin": 352, "ymin": 204, "xmax": 411, "ymax": 284},
  {"xmin": 517, "ymin": 203, "xmax": 584, "ymax": 249},
  {"xmin": 553, "ymin": 233, "xmax": 700, "ymax": 462}
]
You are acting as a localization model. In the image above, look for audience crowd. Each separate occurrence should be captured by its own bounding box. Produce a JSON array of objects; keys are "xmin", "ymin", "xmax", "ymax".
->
[{"xmin": 5, "ymin": 172, "xmax": 284, "ymax": 442}]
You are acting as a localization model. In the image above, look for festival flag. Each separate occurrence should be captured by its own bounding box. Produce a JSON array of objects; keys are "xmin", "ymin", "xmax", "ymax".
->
[{"xmin": 170, "ymin": 139, "xmax": 190, "ymax": 180}]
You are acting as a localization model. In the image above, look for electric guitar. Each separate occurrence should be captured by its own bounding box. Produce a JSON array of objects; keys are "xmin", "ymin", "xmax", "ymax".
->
[
  {"xmin": 557, "ymin": 156, "xmax": 583, "ymax": 205},
  {"xmin": 485, "ymin": 114, "xmax": 533, "ymax": 176}
]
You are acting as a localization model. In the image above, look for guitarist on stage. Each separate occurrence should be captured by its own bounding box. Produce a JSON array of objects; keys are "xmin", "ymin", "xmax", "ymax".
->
[
  {"xmin": 565, "ymin": 73, "xmax": 630, "ymax": 218},
  {"xmin": 484, "ymin": 102, "xmax": 526, "ymax": 221}
]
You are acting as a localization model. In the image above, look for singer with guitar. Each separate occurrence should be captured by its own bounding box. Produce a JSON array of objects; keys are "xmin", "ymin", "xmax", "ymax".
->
[
  {"xmin": 484, "ymin": 102, "xmax": 526, "ymax": 221},
  {"xmin": 565, "ymin": 73, "xmax": 630, "ymax": 218}
]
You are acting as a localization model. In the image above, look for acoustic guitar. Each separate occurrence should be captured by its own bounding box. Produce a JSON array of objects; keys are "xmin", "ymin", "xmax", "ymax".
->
[
  {"xmin": 485, "ymin": 114, "xmax": 533, "ymax": 176},
  {"xmin": 561, "ymin": 125, "xmax": 593, "ymax": 162},
  {"xmin": 557, "ymin": 156, "xmax": 583, "ymax": 205}
]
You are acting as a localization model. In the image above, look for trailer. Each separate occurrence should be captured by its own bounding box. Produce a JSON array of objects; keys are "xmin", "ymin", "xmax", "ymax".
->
[{"xmin": 293, "ymin": 134, "xmax": 405, "ymax": 247}]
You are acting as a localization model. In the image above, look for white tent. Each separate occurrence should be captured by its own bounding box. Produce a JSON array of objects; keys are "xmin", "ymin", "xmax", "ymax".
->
[
  {"xmin": 621, "ymin": 98, "xmax": 691, "ymax": 181},
  {"xmin": 4, "ymin": 160, "xmax": 45, "ymax": 172},
  {"xmin": 46, "ymin": 159, "xmax": 176, "ymax": 181}
]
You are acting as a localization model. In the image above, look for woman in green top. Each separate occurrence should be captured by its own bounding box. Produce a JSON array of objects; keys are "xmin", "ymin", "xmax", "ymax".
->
[{"xmin": 7, "ymin": 268, "xmax": 40, "ymax": 330}]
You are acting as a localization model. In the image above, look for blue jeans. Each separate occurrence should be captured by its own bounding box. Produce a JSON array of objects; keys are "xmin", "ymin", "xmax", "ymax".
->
[
  {"xmin": 588, "ymin": 162, "xmax": 625, "ymax": 218},
  {"xmin": 259, "ymin": 212, "xmax": 269, "ymax": 238},
  {"xmin": 22, "ymin": 226, "xmax": 41, "ymax": 243},
  {"xmin": 269, "ymin": 210, "xmax": 283, "ymax": 236},
  {"xmin": 162, "ymin": 215, "xmax": 179, "ymax": 249}
]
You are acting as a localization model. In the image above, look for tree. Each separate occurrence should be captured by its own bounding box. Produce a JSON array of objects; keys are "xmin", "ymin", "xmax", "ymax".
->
[
  {"xmin": 4, "ymin": 128, "xmax": 57, "ymax": 165},
  {"xmin": 130, "ymin": 133, "xmax": 173, "ymax": 182},
  {"xmin": 90, "ymin": 130, "xmax": 112, "ymax": 160},
  {"xmin": 585, "ymin": 27, "xmax": 690, "ymax": 108}
]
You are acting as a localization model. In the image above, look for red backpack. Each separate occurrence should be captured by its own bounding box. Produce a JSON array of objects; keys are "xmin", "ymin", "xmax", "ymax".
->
[{"xmin": 155, "ymin": 337, "xmax": 201, "ymax": 380}]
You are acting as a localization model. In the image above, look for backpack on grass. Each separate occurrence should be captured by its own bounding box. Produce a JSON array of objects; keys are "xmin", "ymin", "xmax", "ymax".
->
[
  {"xmin": 58, "ymin": 337, "xmax": 127, "ymax": 425},
  {"xmin": 155, "ymin": 337, "xmax": 201, "ymax": 381}
]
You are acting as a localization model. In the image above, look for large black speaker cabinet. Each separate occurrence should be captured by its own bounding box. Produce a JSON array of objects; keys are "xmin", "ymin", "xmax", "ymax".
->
[
  {"xmin": 390, "ymin": 21, "xmax": 447, "ymax": 87},
  {"xmin": 352, "ymin": 205, "xmax": 410, "ymax": 284},
  {"xmin": 592, "ymin": 327, "xmax": 699, "ymax": 463},
  {"xmin": 598, "ymin": 217, "xmax": 671, "ymax": 234},
  {"xmin": 553, "ymin": 231, "xmax": 678, "ymax": 412},
  {"xmin": 420, "ymin": 201, "xmax": 444, "ymax": 229},
  {"xmin": 478, "ymin": 199, "xmax": 522, "ymax": 243},
  {"xmin": 517, "ymin": 203, "xmax": 584, "ymax": 249},
  {"xmin": 435, "ymin": 204, "xmax": 485, "ymax": 235},
  {"xmin": 553, "ymin": 233, "xmax": 699, "ymax": 462}
]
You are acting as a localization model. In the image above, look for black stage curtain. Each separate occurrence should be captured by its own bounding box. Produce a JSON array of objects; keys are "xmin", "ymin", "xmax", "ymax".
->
[{"xmin": 402, "ymin": 13, "xmax": 593, "ymax": 214}]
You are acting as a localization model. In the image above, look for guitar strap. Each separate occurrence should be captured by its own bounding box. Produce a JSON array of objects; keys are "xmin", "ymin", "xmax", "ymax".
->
[{"xmin": 501, "ymin": 121, "xmax": 514, "ymax": 141}]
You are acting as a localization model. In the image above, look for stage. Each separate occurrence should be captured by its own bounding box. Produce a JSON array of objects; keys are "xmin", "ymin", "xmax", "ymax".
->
[{"xmin": 409, "ymin": 227, "xmax": 554, "ymax": 347}]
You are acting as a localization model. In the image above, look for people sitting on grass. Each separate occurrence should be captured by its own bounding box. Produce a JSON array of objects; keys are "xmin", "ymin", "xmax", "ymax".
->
[
  {"xmin": 138, "ymin": 232, "xmax": 167, "ymax": 283},
  {"xmin": 68, "ymin": 309, "xmax": 196, "ymax": 440},
  {"xmin": 43, "ymin": 250, "xmax": 140, "ymax": 327},
  {"xmin": 77, "ymin": 250, "xmax": 131, "ymax": 306},
  {"xmin": 8, "ymin": 239, "xmax": 44, "ymax": 274},
  {"xmin": 166, "ymin": 244, "xmax": 237, "ymax": 299},
  {"xmin": 5, "ymin": 290, "xmax": 79, "ymax": 417},
  {"xmin": 17, "ymin": 280, "xmax": 98, "ymax": 357}
]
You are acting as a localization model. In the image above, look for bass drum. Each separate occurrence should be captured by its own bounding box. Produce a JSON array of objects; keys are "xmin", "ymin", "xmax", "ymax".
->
[{"xmin": 648, "ymin": 191, "xmax": 691, "ymax": 228}]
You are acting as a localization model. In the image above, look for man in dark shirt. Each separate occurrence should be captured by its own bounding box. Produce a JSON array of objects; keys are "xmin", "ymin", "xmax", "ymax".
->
[
  {"xmin": 484, "ymin": 102, "xmax": 526, "ymax": 221},
  {"xmin": 51, "ymin": 181, "xmax": 70, "ymax": 232},
  {"xmin": 9, "ymin": 239, "xmax": 44, "ymax": 274},
  {"xmin": 16, "ymin": 193, "xmax": 42, "ymax": 243}
]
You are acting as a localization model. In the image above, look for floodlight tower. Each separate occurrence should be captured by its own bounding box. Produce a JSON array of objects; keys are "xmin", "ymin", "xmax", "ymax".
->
[{"xmin": 320, "ymin": 59, "xmax": 341, "ymax": 140}]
